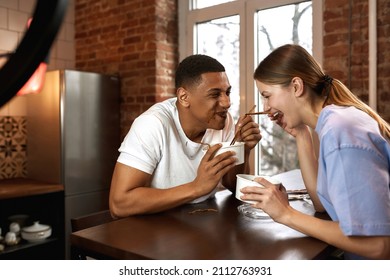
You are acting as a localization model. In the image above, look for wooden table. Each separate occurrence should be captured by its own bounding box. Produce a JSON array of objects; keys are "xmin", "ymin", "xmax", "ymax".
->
[{"xmin": 70, "ymin": 189, "xmax": 333, "ymax": 260}]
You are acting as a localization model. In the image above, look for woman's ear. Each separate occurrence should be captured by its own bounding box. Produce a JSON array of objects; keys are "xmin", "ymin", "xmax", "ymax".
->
[
  {"xmin": 291, "ymin": 77, "xmax": 304, "ymax": 97},
  {"xmin": 177, "ymin": 87, "xmax": 190, "ymax": 108}
]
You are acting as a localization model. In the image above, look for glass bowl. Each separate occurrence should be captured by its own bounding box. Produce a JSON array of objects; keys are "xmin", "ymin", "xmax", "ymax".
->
[{"xmin": 237, "ymin": 204, "xmax": 271, "ymax": 220}]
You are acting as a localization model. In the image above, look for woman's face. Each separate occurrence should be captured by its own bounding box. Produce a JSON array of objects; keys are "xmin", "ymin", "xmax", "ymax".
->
[{"xmin": 255, "ymin": 80, "xmax": 301, "ymax": 129}]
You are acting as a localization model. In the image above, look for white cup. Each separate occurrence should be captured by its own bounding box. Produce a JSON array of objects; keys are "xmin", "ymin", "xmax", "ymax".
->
[
  {"xmin": 235, "ymin": 174, "xmax": 281, "ymax": 203},
  {"xmin": 214, "ymin": 142, "xmax": 244, "ymax": 165},
  {"xmin": 5, "ymin": 231, "xmax": 17, "ymax": 245}
]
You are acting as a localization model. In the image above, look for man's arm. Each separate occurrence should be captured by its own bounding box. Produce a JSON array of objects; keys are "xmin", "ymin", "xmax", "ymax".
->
[
  {"xmin": 109, "ymin": 163, "xmax": 200, "ymax": 217},
  {"xmin": 109, "ymin": 144, "xmax": 237, "ymax": 217}
]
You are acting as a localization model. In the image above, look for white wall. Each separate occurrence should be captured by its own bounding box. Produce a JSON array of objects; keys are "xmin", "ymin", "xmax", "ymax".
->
[{"xmin": 0, "ymin": 0, "xmax": 75, "ymax": 116}]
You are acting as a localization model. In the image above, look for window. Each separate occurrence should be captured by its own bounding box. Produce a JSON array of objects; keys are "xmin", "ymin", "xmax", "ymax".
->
[
  {"xmin": 195, "ymin": 15, "xmax": 241, "ymax": 122},
  {"xmin": 191, "ymin": 0, "xmax": 237, "ymax": 10},
  {"xmin": 179, "ymin": 0, "xmax": 323, "ymax": 175}
]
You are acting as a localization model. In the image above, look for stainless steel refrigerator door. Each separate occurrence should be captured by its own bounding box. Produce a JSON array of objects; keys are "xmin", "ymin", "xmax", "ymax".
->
[
  {"xmin": 27, "ymin": 71, "xmax": 62, "ymax": 183},
  {"xmin": 61, "ymin": 70, "xmax": 120, "ymax": 196}
]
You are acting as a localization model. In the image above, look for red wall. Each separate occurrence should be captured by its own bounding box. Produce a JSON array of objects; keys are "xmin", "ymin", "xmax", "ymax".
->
[
  {"xmin": 75, "ymin": 0, "xmax": 389, "ymax": 140},
  {"xmin": 323, "ymin": 0, "xmax": 390, "ymax": 121},
  {"xmin": 75, "ymin": 0, "xmax": 178, "ymax": 138}
]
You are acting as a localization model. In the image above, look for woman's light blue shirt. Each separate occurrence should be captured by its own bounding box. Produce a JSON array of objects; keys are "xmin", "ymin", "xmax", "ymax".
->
[{"xmin": 315, "ymin": 105, "xmax": 390, "ymax": 258}]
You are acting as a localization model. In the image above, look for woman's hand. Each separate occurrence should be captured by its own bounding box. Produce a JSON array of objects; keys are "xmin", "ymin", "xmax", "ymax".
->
[
  {"xmin": 240, "ymin": 177, "xmax": 292, "ymax": 223},
  {"xmin": 269, "ymin": 112, "xmax": 308, "ymax": 138}
]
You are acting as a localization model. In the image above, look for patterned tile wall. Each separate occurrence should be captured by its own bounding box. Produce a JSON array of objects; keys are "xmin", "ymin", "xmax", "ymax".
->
[{"xmin": 0, "ymin": 116, "xmax": 27, "ymax": 179}]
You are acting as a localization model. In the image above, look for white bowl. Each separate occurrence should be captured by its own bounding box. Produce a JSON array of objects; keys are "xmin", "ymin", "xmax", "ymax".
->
[
  {"xmin": 235, "ymin": 174, "xmax": 281, "ymax": 203},
  {"xmin": 8, "ymin": 214, "xmax": 29, "ymax": 227},
  {"xmin": 21, "ymin": 221, "xmax": 52, "ymax": 243},
  {"xmin": 214, "ymin": 142, "xmax": 245, "ymax": 165}
]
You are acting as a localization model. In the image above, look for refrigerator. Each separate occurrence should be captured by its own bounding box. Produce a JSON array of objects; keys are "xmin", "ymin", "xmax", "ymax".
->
[{"xmin": 26, "ymin": 70, "xmax": 120, "ymax": 259}]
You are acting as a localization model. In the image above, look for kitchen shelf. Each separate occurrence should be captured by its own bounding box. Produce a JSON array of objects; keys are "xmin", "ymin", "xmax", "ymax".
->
[
  {"xmin": 0, "ymin": 178, "xmax": 63, "ymax": 199},
  {"xmin": 0, "ymin": 237, "xmax": 63, "ymax": 259},
  {"xmin": 0, "ymin": 178, "xmax": 65, "ymax": 259}
]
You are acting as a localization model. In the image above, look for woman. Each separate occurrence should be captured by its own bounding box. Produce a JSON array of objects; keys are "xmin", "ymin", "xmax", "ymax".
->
[{"xmin": 241, "ymin": 44, "xmax": 390, "ymax": 259}]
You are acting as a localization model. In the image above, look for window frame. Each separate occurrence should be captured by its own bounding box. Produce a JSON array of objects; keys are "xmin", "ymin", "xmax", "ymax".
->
[{"xmin": 179, "ymin": 0, "xmax": 323, "ymax": 173}]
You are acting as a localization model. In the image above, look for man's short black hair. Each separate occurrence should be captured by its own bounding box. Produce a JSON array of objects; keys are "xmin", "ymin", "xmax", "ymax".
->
[{"xmin": 175, "ymin": 54, "xmax": 225, "ymax": 89}]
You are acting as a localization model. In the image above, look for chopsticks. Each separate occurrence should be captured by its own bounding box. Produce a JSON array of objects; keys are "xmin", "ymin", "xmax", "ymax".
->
[
  {"xmin": 245, "ymin": 111, "xmax": 270, "ymax": 115},
  {"xmin": 230, "ymin": 105, "xmax": 256, "ymax": 146}
]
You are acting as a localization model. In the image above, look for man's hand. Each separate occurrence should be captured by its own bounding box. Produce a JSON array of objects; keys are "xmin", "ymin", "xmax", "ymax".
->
[
  {"xmin": 193, "ymin": 143, "xmax": 237, "ymax": 196},
  {"xmin": 234, "ymin": 115, "xmax": 262, "ymax": 151}
]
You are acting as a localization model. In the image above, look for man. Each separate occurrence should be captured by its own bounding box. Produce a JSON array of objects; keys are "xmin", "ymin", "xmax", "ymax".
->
[{"xmin": 109, "ymin": 54, "xmax": 261, "ymax": 217}]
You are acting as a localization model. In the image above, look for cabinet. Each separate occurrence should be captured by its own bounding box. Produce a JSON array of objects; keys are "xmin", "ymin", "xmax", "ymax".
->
[{"xmin": 0, "ymin": 178, "xmax": 64, "ymax": 259}]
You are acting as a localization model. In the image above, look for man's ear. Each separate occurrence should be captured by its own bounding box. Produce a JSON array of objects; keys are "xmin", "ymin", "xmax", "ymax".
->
[
  {"xmin": 292, "ymin": 77, "xmax": 304, "ymax": 97},
  {"xmin": 177, "ymin": 87, "xmax": 190, "ymax": 108}
]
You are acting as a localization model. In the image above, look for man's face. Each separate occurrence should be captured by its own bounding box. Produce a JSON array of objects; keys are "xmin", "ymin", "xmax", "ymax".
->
[{"xmin": 186, "ymin": 72, "xmax": 231, "ymax": 131}]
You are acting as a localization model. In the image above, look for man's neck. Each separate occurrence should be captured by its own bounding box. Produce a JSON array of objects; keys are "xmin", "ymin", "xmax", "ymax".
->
[{"xmin": 177, "ymin": 104, "xmax": 206, "ymax": 143}]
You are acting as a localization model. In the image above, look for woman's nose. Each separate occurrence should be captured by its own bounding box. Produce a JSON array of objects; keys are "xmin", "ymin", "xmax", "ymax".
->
[{"xmin": 263, "ymin": 101, "xmax": 271, "ymax": 112}]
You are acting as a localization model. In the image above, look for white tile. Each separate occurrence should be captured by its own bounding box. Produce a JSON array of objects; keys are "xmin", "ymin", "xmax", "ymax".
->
[
  {"xmin": 65, "ymin": 59, "xmax": 75, "ymax": 69},
  {"xmin": 0, "ymin": 103, "xmax": 10, "ymax": 116},
  {"xmin": 53, "ymin": 58, "xmax": 67, "ymax": 69},
  {"xmin": 0, "ymin": 0, "xmax": 75, "ymax": 117},
  {"xmin": 18, "ymin": 0, "xmax": 35, "ymax": 13},
  {"xmin": 57, "ymin": 40, "xmax": 75, "ymax": 60},
  {"xmin": 7, "ymin": 95, "xmax": 27, "ymax": 116},
  {"xmin": 56, "ymin": 4, "xmax": 75, "ymax": 41},
  {"xmin": 64, "ymin": 0, "xmax": 75, "ymax": 24},
  {"xmin": 8, "ymin": 10, "xmax": 29, "ymax": 32},
  {"xmin": 0, "ymin": 29, "xmax": 18, "ymax": 50},
  {"xmin": 65, "ymin": 22, "xmax": 74, "ymax": 41},
  {"xmin": 17, "ymin": 31, "xmax": 25, "ymax": 44},
  {"xmin": 50, "ymin": 40, "xmax": 58, "ymax": 57},
  {"xmin": 57, "ymin": 21, "xmax": 66, "ymax": 41},
  {"xmin": 0, "ymin": 0, "xmax": 17, "ymax": 9},
  {"xmin": 46, "ymin": 59, "xmax": 57, "ymax": 71},
  {"xmin": 0, "ymin": 7, "xmax": 7, "ymax": 28}
]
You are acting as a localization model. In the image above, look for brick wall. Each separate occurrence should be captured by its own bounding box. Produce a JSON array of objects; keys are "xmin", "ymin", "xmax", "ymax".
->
[
  {"xmin": 75, "ymin": 0, "xmax": 178, "ymax": 139},
  {"xmin": 377, "ymin": 0, "xmax": 390, "ymax": 121},
  {"xmin": 74, "ymin": 0, "xmax": 389, "ymax": 139},
  {"xmin": 323, "ymin": 0, "xmax": 390, "ymax": 122}
]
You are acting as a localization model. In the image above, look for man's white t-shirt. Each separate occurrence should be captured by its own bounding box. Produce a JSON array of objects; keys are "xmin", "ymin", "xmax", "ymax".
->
[{"xmin": 117, "ymin": 97, "xmax": 235, "ymax": 203}]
